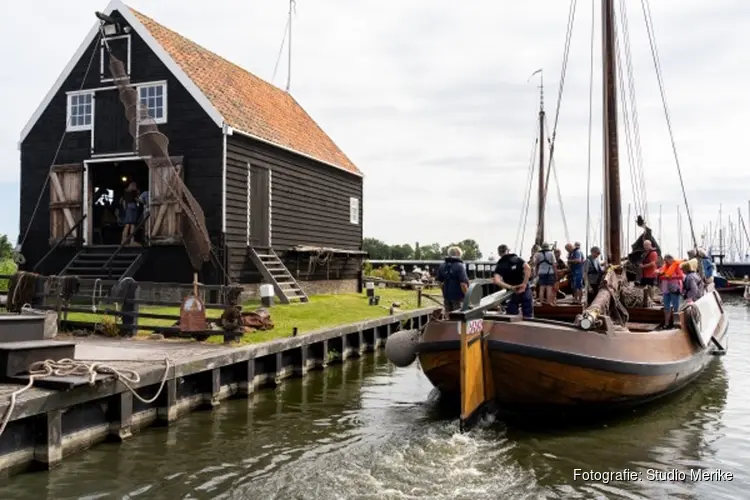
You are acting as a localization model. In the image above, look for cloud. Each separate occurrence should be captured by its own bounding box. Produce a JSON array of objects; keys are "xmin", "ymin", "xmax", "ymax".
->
[{"xmin": 1, "ymin": 0, "xmax": 747, "ymax": 260}]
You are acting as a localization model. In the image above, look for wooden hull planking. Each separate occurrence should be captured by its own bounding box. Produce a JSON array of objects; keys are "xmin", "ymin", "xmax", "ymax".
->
[{"xmin": 415, "ymin": 291, "xmax": 728, "ymax": 412}]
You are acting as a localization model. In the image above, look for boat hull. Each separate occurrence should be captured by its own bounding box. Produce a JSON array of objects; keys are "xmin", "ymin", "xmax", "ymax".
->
[
  {"xmin": 485, "ymin": 292, "xmax": 728, "ymax": 412},
  {"xmin": 417, "ymin": 320, "xmax": 461, "ymax": 398}
]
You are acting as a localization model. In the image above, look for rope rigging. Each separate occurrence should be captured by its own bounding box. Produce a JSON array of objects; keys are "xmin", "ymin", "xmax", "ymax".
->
[
  {"xmin": 613, "ymin": 2, "xmax": 646, "ymax": 221},
  {"xmin": 18, "ymin": 31, "xmax": 103, "ymax": 253},
  {"xmin": 584, "ymin": 0, "xmax": 595, "ymax": 252},
  {"xmin": 544, "ymin": 119, "xmax": 570, "ymax": 243},
  {"xmin": 617, "ymin": 0, "xmax": 649, "ymax": 220},
  {"xmin": 539, "ymin": 0, "xmax": 578, "ymax": 241},
  {"xmin": 639, "ymin": 0, "xmax": 698, "ymax": 249},
  {"xmin": 514, "ymin": 132, "xmax": 538, "ymax": 254}
]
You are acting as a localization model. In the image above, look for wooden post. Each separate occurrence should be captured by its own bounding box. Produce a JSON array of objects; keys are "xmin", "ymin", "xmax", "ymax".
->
[
  {"xmin": 193, "ymin": 272, "xmax": 198, "ymax": 297},
  {"xmin": 417, "ymin": 287, "xmax": 422, "ymax": 308}
]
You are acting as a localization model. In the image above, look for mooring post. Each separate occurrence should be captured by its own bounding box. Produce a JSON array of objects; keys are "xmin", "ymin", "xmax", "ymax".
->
[
  {"xmin": 119, "ymin": 280, "xmax": 139, "ymax": 338},
  {"xmin": 238, "ymin": 358, "xmax": 256, "ymax": 396},
  {"xmin": 33, "ymin": 409, "xmax": 63, "ymax": 469},
  {"xmin": 417, "ymin": 287, "xmax": 422, "ymax": 308},
  {"xmin": 156, "ymin": 378, "xmax": 178, "ymax": 424},
  {"xmin": 202, "ymin": 368, "xmax": 221, "ymax": 408},
  {"xmin": 109, "ymin": 391, "xmax": 133, "ymax": 441}
]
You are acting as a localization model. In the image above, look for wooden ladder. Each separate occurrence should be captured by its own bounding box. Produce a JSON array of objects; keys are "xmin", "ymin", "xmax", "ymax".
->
[{"xmin": 248, "ymin": 248, "xmax": 309, "ymax": 304}]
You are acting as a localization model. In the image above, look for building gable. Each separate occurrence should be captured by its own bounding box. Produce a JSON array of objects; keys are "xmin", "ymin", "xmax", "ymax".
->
[{"xmin": 20, "ymin": 0, "xmax": 362, "ymax": 177}]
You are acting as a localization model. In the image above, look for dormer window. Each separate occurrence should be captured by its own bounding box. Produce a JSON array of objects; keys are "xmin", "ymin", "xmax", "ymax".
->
[
  {"xmin": 137, "ymin": 83, "xmax": 167, "ymax": 124},
  {"xmin": 100, "ymin": 35, "xmax": 131, "ymax": 82}
]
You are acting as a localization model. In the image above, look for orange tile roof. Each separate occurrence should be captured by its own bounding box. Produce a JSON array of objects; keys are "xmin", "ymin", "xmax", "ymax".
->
[{"xmin": 128, "ymin": 6, "xmax": 361, "ymax": 175}]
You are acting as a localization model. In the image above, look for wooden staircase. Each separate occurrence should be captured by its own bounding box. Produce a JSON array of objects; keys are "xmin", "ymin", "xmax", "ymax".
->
[
  {"xmin": 60, "ymin": 246, "xmax": 146, "ymax": 297},
  {"xmin": 248, "ymin": 248, "xmax": 309, "ymax": 304}
]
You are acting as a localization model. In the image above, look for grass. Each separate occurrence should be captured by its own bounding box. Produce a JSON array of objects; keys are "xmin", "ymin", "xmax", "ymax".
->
[{"xmin": 64, "ymin": 287, "xmax": 434, "ymax": 345}]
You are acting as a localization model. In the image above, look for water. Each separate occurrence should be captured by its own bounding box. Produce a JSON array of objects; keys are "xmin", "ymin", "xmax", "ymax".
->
[{"xmin": 4, "ymin": 299, "xmax": 750, "ymax": 499}]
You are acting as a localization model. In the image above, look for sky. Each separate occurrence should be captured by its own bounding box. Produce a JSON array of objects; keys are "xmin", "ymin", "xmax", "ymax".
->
[{"xmin": 1, "ymin": 0, "xmax": 748, "ymax": 259}]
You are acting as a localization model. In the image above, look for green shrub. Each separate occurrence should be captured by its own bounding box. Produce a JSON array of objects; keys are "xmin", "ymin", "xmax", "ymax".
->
[
  {"xmin": 0, "ymin": 259, "xmax": 16, "ymax": 292},
  {"xmin": 372, "ymin": 264, "xmax": 400, "ymax": 282}
]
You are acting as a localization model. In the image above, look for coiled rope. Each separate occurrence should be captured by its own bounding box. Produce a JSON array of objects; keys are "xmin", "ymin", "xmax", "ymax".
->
[{"xmin": 0, "ymin": 357, "xmax": 172, "ymax": 440}]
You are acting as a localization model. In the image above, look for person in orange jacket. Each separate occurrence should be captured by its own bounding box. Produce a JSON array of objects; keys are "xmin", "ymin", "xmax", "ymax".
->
[{"xmin": 656, "ymin": 254, "xmax": 684, "ymax": 329}]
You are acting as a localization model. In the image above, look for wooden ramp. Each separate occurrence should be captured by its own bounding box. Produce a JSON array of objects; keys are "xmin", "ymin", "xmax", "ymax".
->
[{"xmin": 248, "ymin": 248, "xmax": 309, "ymax": 304}]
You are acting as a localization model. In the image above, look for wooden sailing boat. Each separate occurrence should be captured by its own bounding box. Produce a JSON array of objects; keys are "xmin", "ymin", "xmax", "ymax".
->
[{"xmin": 456, "ymin": 0, "xmax": 729, "ymax": 423}]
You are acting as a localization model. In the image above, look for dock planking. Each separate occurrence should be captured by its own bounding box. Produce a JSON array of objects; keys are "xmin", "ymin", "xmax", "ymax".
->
[{"xmin": 0, "ymin": 306, "xmax": 437, "ymax": 477}]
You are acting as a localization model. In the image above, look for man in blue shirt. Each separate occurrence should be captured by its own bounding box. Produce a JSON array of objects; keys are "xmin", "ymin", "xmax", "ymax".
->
[
  {"xmin": 697, "ymin": 248, "xmax": 714, "ymax": 284},
  {"xmin": 565, "ymin": 242, "xmax": 585, "ymax": 304},
  {"xmin": 436, "ymin": 246, "xmax": 470, "ymax": 312}
]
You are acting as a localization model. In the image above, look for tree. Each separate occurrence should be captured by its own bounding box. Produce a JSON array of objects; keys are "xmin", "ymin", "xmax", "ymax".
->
[
  {"xmin": 0, "ymin": 235, "xmax": 13, "ymax": 261},
  {"xmin": 441, "ymin": 239, "xmax": 483, "ymax": 261},
  {"xmin": 420, "ymin": 243, "xmax": 442, "ymax": 260},
  {"xmin": 363, "ymin": 237, "xmax": 390, "ymax": 259},
  {"xmin": 389, "ymin": 243, "xmax": 414, "ymax": 260}
]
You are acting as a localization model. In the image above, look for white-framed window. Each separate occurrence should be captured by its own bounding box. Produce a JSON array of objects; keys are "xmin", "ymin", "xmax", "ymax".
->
[
  {"xmin": 137, "ymin": 83, "xmax": 167, "ymax": 124},
  {"xmin": 66, "ymin": 92, "xmax": 94, "ymax": 132},
  {"xmin": 349, "ymin": 197, "xmax": 359, "ymax": 225}
]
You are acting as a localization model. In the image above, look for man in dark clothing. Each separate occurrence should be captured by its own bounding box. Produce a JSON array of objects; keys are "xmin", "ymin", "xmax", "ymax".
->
[
  {"xmin": 493, "ymin": 244, "xmax": 533, "ymax": 319},
  {"xmin": 436, "ymin": 246, "xmax": 470, "ymax": 312},
  {"xmin": 584, "ymin": 246, "xmax": 603, "ymax": 305}
]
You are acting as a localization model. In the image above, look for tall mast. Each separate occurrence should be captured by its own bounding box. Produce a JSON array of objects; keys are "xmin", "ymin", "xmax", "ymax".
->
[
  {"xmin": 536, "ymin": 71, "xmax": 545, "ymax": 246},
  {"xmin": 602, "ymin": 0, "xmax": 622, "ymax": 263}
]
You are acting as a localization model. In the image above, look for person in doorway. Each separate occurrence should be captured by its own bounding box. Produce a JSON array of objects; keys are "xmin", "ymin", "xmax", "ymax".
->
[
  {"xmin": 681, "ymin": 259, "xmax": 704, "ymax": 305},
  {"xmin": 436, "ymin": 246, "xmax": 470, "ymax": 313},
  {"xmin": 533, "ymin": 243, "xmax": 557, "ymax": 305},
  {"xmin": 493, "ymin": 244, "xmax": 533, "ymax": 319},
  {"xmin": 656, "ymin": 254, "xmax": 684, "ymax": 329},
  {"xmin": 584, "ymin": 246, "xmax": 603, "ymax": 305},
  {"xmin": 120, "ymin": 181, "xmax": 140, "ymax": 245},
  {"xmin": 565, "ymin": 242, "xmax": 584, "ymax": 304},
  {"xmin": 138, "ymin": 189, "xmax": 149, "ymax": 215}
]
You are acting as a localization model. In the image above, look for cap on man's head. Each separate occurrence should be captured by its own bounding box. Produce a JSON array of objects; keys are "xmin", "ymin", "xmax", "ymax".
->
[
  {"xmin": 591, "ymin": 246, "xmax": 600, "ymax": 254},
  {"xmin": 497, "ymin": 244, "xmax": 509, "ymax": 255},
  {"xmin": 541, "ymin": 242, "xmax": 551, "ymax": 250}
]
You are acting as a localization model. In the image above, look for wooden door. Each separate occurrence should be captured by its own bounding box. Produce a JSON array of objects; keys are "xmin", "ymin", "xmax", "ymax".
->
[
  {"xmin": 149, "ymin": 161, "xmax": 183, "ymax": 244},
  {"xmin": 49, "ymin": 164, "xmax": 83, "ymax": 245},
  {"xmin": 93, "ymin": 90, "xmax": 133, "ymax": 155},
  {"xmin": 249, "ymin": 165, "xmax": 270, "ymax": 247}
]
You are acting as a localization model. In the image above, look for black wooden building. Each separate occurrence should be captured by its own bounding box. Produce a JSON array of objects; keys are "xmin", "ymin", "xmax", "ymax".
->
[{"xmin": 18, "ymin": 0, "xmax": 365, "ymax": 302}]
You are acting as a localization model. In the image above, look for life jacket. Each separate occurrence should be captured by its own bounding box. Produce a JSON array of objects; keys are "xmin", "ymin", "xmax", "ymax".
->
[
  {"xmin": 659, "ymin": 260, "xmax": 682, "ymax": 279},
  {"xmin": 535, "ymin": 251, "xmax": 555, "ymax": 274},
  {"xmin": 497, "ymin": 254, "xmax": 525, "ymax": 285}
]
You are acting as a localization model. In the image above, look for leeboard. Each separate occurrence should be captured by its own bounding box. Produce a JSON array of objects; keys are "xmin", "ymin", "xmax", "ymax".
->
[{"xmin": 460, "ymin": 318, "xmax": 488, "ymax": 427}]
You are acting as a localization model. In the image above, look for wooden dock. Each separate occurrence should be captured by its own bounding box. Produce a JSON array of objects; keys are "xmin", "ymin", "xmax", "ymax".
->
[{"xmin": 0, "ymin": 307, "xmax": 437, "ymax": 477}]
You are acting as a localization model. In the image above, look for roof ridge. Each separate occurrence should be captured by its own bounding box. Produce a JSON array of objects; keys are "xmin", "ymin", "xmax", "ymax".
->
[
  {"xmin": 127, "ymin": 5, "xmax": 288, "ymax": 95},
  {"xmin": 125, "ymin": 3, "xmax": 361, "ymax": 175}
]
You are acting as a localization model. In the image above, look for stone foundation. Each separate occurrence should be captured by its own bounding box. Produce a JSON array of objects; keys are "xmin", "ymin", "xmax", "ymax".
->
[
  {"xmin": 129, "ymin": 279, "xmax": 358, "ymax": 304},
  {"xmin": 238, "ymin": 279, "xmax": 359, "ymax": 301}
]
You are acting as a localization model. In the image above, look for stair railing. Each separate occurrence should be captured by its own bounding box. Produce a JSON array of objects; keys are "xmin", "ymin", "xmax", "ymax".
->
[
  {"xmin": 104, "ymin": 211, "xmax": 152, "ymax": 277},
  {"xmin": 33, "ymin": 214, "xmax": 87, "ymax": 273}
]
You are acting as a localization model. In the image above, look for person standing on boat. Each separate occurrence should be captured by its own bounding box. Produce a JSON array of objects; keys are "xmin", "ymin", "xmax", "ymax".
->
[
  {"xmin": 639, "ymin": 240, "xmax": 659, "ymax": 297},
  {"xmin": 436, "ymin": 246, "xmax": 470, "ymax": 313},
  {"xmin": 584, "ymin": 246, "xmax": 603, "ymax": 305},
  {"xmin": 656, "ymin": 254, "xmax": 684, "ymax": 329},
  {"xmin": 681, "ymin": 260, "xmax": 704, "ymax": 304},
  {"xmin": 565, "ymin": 242, "xmax": 584, "ymax": 304},
  {"xmin": 697, "ymin": 248, "xmax": 714, "ymax": 284},
  {"xmin": 493, "ymin": 244, "xmax": 533, "ymax": 319},
  {"xmin": 533, "ymin": 243, "xmax": 557, "ymax": 305}
]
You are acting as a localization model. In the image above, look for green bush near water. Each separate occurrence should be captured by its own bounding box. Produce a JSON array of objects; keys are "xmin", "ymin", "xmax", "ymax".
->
[{"xmin": 0, "ymin": 259, "xmax": 17, "ymax": 292}]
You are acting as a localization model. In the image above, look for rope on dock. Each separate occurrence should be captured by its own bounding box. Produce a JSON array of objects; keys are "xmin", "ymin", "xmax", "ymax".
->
[{"xmin": 0, "ymin": 357, "xmax": 172, "ymax": 439}]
